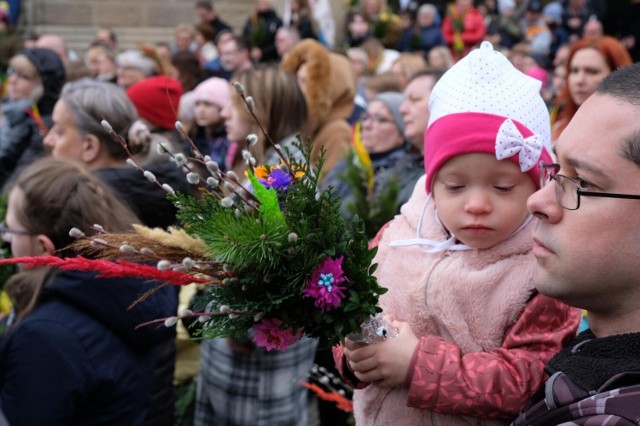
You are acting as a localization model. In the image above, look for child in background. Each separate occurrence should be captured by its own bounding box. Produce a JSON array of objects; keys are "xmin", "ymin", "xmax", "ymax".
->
[
  {"xmin": 188, "ymin": 77, "xmax": 231, "ymax": 171},
  {"xmin": 335, "ymin": 42, "xmax": 581, "ymax": 425}
]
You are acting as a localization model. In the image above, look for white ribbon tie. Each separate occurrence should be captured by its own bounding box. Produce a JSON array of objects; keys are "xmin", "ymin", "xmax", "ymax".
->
[{"xmin": 495, "ymin": 118, "xmax": 542, "ymax": 172}]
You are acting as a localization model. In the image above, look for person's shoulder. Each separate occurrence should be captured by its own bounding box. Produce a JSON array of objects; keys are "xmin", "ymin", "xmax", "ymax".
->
[
  {"xmin": 513, "ymin": 370, "xmax": 640, "ymax": 425},
  {"xmin": 3, "ymin": 302, "xmax": 90, "ymax": 354}
]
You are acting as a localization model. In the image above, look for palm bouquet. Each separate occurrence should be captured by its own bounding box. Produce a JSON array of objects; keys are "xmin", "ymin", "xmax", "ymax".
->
[{"xmin": 0, "ymin": 82, "xmax": 388, "ymax": 351}]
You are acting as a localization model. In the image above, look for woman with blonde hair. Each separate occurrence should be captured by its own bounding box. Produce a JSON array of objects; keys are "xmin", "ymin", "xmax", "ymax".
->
[
  {"xmin": 223, "ymin": 64, "xmax": 308, "ymax": 176},
  {"xmin": 84, "ymin": 41, "xmax": 117, "ymax": 83},
  {"xmin": 390, "ymin": 52, "xmax": 428, "ymax": 89},
  {"xmin": 427, "ymin": 45, "xmax": 454, "ymax": 70},
  {"xmin": 0, "ymin": 48, "xmax": 65, "ymax": 189}
]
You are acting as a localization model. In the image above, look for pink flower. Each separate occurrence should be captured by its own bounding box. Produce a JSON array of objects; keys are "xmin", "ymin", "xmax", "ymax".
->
[
  {"xmin": 252, "ymin": 318, "xmax": 303, "ymax": 351},
  {"xmin": 303, "ymin": 256, "xmax": 347, "ymax": 311}
]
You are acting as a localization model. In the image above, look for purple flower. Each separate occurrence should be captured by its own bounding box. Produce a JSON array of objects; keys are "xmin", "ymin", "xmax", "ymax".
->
[
  {"xmin": 303, "ymin": 256, "xmax": 348, "ymax": 311},
  {"xmin": 257, "ymin": 168, "xmax": 293, "ymax": 192},
  {"xmin": 252, "ymin": 318, "xmax": 303, "ymax": 351}
]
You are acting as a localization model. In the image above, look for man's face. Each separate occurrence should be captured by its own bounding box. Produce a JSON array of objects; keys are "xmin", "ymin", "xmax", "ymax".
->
[
  {"xmin": 527, "ymin": 94, "xmax": 640, "ymax": 319},
  {"xmin": 219, "ymin": 40, "xmax": 244, "ymax": 72},
  {"xmin": 176, "ymin": 31, "xmax": 194, "ymax": 52},
  {"xmin": 196, "ymin": 7, "xmax": 213, "ymax": 23},
  {"xmin": 275, "ymin": 30, "xmax": 297, "ymax": 58},
  {"xmin": 399, "ymin": 75, "xmax": 435, "ymax": 152}
]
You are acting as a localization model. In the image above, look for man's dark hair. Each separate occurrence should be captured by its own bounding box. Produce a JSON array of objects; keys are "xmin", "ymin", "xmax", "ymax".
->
[
  {"xmin": 100, "ymin": 27, "xmax": 117, "ymax": 45},
  {"xmin": 597, "ymin": 63, "xmax": 640, "ymax": 106},
  {"xmin": 597, "ymin": 64, "xmax": 640, "ymax": 167},
  {"xmin": 226, "ymin": 34, "xmax": 250, "ymax": 52},
  {"xmin": 195, "ymin": 0, "xmax": 213, "ymax": 11},
  {"xmin": 407, "ymin": 68, "xmax": 445, "ymax": 88}
]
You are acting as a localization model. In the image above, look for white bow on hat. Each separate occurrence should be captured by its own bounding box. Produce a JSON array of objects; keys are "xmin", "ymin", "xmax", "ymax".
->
[{"xmin": 495, "ymin": 118, "xmax": 543, "ymax": 172}]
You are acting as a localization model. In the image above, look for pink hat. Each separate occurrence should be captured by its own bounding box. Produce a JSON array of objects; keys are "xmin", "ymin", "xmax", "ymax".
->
[
  {"xmin": 192, "ymin": 77, "xmax": 231, "ymax": 110},
  {"xmin": 127, "ymin": 76, "xmax": 184, "ymax": 131},
  {"xmin": 424, "ymin": 42, "xmax": 552, "ymax": 193}
]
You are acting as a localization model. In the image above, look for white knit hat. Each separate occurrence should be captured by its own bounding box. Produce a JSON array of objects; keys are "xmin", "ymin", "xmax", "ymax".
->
[{"xmin": 423, "ymin": 41, "xmax": 552, "ymax": 193}]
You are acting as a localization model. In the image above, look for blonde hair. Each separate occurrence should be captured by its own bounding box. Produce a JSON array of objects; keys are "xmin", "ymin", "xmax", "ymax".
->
[
  {"xmin": 8, "ymin": 54, "xmax": 44, "ymax": 103},
  {"xmin": 229, "ymin": 65, "xmax": 307, "ymax": 175},
  {"xmin": 363, "ymin": 72, "xmax": 402, "ymax": 98},
  {"xmin": 392, "ymin": 53, "xmax": 428, "ymax": 88},
  {"xmin": 427, "ymin": 46, "xmax": 455, "ymax": 70}
]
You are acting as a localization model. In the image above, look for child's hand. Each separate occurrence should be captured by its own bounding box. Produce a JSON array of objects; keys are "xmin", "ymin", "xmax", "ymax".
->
[{"xmin": 343, "ymin": 321, "xmax": 419, "ymax": 388}]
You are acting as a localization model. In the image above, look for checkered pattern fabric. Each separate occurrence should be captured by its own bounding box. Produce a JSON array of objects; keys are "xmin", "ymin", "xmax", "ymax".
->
[{"xmin": 194, "ymin": 337, "xmax": 318, "ymax": 426}]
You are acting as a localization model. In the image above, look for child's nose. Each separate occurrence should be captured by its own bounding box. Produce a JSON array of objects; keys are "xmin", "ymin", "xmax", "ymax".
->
[{"xmin": 464, "ymin": 191, "xmax": 492, "ymax": 215}]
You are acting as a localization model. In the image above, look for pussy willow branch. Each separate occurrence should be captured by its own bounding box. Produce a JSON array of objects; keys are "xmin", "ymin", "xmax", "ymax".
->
[
  {"xmin": 232, "ymin": 85, "xmax": 295, "ymax": 178},
  {"xmin": 135, "ymin": 309, "xmax": 257, "ymax": 329}
]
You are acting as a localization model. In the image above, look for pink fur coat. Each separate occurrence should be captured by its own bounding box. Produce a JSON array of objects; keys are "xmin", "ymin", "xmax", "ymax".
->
[{"xmin": 335, "ymin": 176, "xmax": 580, "ymax": 425}]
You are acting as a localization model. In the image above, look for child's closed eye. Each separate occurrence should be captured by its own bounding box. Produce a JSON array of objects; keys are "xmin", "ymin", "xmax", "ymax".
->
[
  {"xmin": 494, "ymin": 185, "xmax": 515, "ymax": 192},
  {"xmin": 443, "ymin": 183, "xmax": 465, "ymax": 191}
]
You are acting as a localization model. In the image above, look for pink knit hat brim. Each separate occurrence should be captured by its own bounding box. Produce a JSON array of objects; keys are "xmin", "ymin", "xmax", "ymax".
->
[{"xmin": 424, "ymin": 112, "xmax": 553, "ymax": 193}]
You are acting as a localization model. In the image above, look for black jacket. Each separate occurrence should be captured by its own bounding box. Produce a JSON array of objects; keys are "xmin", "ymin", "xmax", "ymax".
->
[
  {"xmin": 96, "ymin": 161, "xmax": 192, "ymax": 229},
  {"xmin": 0, "ymin": 270, "xmax": 177, "ymax": 426},
  {"xmin": 243, "ymin": 9, "xmax": 283, "ymax": 63}
]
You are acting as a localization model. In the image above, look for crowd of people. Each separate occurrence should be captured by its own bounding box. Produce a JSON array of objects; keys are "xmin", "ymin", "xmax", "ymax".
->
[{"xmin": 0, "ymin": 0, "xmax": 640, "ymax": 425}]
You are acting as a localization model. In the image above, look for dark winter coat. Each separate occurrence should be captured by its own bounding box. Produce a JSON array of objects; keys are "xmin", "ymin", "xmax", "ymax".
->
[
  {"xmin": 0, "ymin": 48, "xmax": 65, "ymax": 189},
  {"xmin": 96, "ymin": 161, "xmax": 192, "ymax": 229},
  {"xmin": 397, "ymin": 24, "xmax": 445, "ymax": 57},
  {"xmin": 322, "ymin": 144, "xmax": 423, "ymax": 225},
  {"xmin": 95, "ymin": 162, "xmax": 188, "ymax": 426},
  {"xmin": 242, "ymin": 9, "xmax": 283, "ymax": 63},
  {"xmin": 0, "ymin": 270, "xmax": 178, "ymax": 426},
  {"xmin": 511, "ymin": 330, "xmax": 640, "ymax": 425}
]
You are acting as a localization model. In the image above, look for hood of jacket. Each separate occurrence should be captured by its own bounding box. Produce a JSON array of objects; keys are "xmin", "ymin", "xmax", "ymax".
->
[
  {"xmin": 95, "ymin": 161, "xmax": 192, "ymax": 229},
  {"xmin": 43, "ymin": 270, "xmax": 176, "ymax": 351},
  {"xmin": 281, "ymin": 39, "xmax": 356, "ymax": 133},
  {"xmin": 22, "ymin": 48, "xmax": 66, "ymax": 116}
]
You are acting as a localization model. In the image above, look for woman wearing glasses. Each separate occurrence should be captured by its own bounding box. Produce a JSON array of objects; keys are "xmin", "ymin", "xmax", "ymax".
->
[
  {"xmin": 322, "ymin": 91, "xmax": 424, "ymax": 234},
  {"xmin": 0, "ymin": 48, "xmax": 65, "ymax": 190},
  {"xmin": 0, "ymin": 158, "xmax": 177, "ymax": 426}
]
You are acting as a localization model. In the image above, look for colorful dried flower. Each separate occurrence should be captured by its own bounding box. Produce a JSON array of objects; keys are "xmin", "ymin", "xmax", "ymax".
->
[
  {"xmin": 303, "ymin": 256, "xmax": 347, "ymax": 311},
  {"xmin": 253, "ymin": 166, "xmax": 294, "ymax": 192},
  {"xmin": 252, "ymin": 318, "xmax": 303, "ymax": 351}
]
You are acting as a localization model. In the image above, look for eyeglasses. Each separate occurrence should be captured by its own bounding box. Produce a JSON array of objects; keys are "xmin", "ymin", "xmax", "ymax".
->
[
  {"xmin": 360, "ymin": 113, "xmax": 394, "ymax": 125},
  {"xmin": 7, "ymin": 67, "xmax": 36, "ymax": 81},
  {"xmin": 539, "ymin": 162, "xmax": 640, "ymax": 210},
  {"xmin": 0, "ymin": 222, "xmax": 35, "ymax": 239}
]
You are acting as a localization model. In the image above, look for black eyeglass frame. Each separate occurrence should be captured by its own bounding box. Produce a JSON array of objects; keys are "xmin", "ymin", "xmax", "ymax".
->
[
  {"xmin": 540, "ymin": 162, "xmax": 640, "ymax": 210},
  {"xmin": 0, "ymin": 222, "xmax": 36, "ymax": 237}
]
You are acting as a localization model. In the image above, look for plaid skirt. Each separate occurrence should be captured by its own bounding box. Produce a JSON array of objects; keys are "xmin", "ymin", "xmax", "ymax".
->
[{"xmin": 194, "ymin": 337, "xmax": 318, "ymax": 426}]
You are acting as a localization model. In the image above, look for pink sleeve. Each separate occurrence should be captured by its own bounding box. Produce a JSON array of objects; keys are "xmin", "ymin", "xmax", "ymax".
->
[{"xmin": 406, "ymin": 294, "xmax": 581, "ymax": 418}]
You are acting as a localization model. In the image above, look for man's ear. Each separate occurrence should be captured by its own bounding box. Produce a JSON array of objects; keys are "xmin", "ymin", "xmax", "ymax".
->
[
  {"xmin": 81, "ymin": 134, "xmax": 102, "ymax": 164},
  {"xmin": 35, "ymin": 234, "xmax": 56, "ymax": 256}
]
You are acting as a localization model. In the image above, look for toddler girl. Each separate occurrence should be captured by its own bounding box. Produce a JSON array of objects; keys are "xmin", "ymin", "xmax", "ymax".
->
[{"xmin": 335, "ymin": 41, "xmax": 581, "ymax": 425}]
